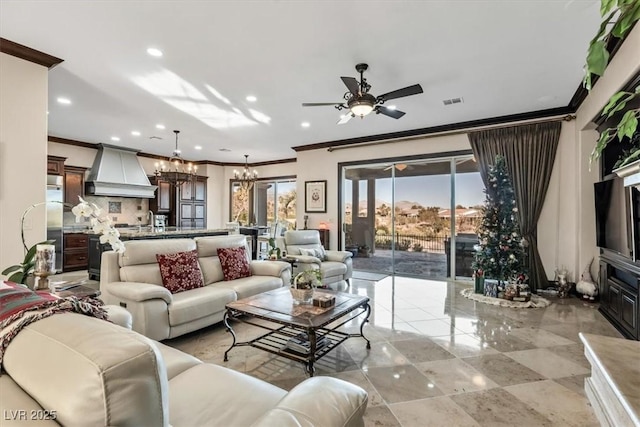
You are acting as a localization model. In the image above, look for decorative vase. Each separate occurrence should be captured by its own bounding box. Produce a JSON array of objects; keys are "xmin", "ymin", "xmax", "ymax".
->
[
  {"xmin": 290, "ymin": 287, "xmax": 314, "ymax": 304},
  {"xmin": 474, "ymin": 276, "xmax": 485, "ymax": 294}
]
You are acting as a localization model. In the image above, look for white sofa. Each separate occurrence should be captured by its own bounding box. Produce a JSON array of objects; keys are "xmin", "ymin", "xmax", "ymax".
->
[
  {"xmin": 278, "ymin": 230, "xmax": 353, "ymax": 287},
  {"xmin": 100, "ymin": 235, "xmax": 292, "ymax": 341},
  {"xmin": 0, "ymin": 312, "xmax": 368, "ymax": 426}
]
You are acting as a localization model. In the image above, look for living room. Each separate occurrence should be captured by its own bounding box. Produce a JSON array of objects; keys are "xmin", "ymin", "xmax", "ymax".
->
[{"xmin": 2, "ymin": 1, "xmax": 640, "ymax": 426}]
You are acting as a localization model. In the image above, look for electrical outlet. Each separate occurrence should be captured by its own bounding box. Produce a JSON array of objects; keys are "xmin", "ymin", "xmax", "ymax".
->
[{"xmin": 112, "ymin": 216, "xmax": 118, "ymax": 222}]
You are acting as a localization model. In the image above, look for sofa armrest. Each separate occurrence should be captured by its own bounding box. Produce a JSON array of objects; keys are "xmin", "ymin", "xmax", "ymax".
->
[
  {"xmin": 250, "ymin": 260, "xmax": 291, "ymax": 277},
  {"xmin": 250, "ymin": 377, "xmax": 367, "ymax": 427},
  {"xmin": 104, "ymin": 281, "xmax": 173, "ymax": 304},
  {"xmin": 291, "ymin": 254, "xmax": 322, "ymax": 265},
  {"xmin": 325, "ymin": 250, "xmax": 353, "ymax": 262}
]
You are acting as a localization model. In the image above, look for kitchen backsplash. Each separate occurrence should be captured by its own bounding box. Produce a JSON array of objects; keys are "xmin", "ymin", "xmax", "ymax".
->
[{"xmin": 64, "ymin": 196, "xmax": 150, "ymax": 227}]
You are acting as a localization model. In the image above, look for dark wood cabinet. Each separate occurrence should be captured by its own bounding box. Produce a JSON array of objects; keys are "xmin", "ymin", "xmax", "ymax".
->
[
  {"xmin": 63, "ymin": 233, "xmax": 89, "ymax": 271},
  {"xmin": 148, "ymin": 176, "xmax": 174, "ymax": 216},
  {"xmin": 47, "ymin": 155, "xmax": 66, "ymax": 175},
  {"xmin": 312, "ymin": 228, "xmax": 330, "ymax": 250},
  {"xmin": 64, "ymin": 166, "xmax": 86, "ymax": 208},
  {"xmin": 178, "ymin": 176, "xmax": 207, "ymax": 229},
  {"xmin": 599, "ymin": 252, "xmax": 640, "ymax": 340}
]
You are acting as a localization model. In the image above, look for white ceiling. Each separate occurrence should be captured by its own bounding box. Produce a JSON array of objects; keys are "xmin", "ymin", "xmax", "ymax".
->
[{"xmin": 0, "ymin": 0, "xmax": 600, "ymax": 163}]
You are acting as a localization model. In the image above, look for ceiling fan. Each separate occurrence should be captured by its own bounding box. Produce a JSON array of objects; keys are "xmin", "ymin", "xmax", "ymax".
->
[{"xmin": 302, "ymin": 63, "xmax": 423, "ymax": 124}]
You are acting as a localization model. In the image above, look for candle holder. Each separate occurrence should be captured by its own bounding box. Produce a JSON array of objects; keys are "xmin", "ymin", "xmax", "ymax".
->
[{"xmin": 33, "ymin": 244, "xmax": 56, "ymax": 291}]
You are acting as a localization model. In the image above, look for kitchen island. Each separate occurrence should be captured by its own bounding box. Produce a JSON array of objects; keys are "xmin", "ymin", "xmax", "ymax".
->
[{"xmin": 88, "ymin": 227, "xmax": 229, "ymax": 280}]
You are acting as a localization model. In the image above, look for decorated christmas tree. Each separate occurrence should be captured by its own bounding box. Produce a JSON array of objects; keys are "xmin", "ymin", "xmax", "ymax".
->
[{"xmin": 473, "ymin": 155, "xmax": 526, "ymax": 284}]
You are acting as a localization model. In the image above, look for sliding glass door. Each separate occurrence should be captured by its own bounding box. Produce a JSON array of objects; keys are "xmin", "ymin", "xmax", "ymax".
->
[{"xmin": 341, "ymin": 154, "xmax": 483, "ymax": 279}]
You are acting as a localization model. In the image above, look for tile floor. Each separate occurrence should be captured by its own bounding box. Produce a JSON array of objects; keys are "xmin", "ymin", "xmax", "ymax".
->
[{"xmin": 165, "ymin": 276, "xmax": 622, "ymax": 426}]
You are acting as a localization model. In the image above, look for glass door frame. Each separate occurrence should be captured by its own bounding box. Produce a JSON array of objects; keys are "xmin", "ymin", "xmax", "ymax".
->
[{"xmin": 337, "ymin": 149, "xmax": 475, "ymax": 279}]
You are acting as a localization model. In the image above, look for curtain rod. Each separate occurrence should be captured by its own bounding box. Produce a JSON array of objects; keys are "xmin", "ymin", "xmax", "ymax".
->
[{"xmin": 327, "ymin": 114, "xmax": 575, "ymax": 152}]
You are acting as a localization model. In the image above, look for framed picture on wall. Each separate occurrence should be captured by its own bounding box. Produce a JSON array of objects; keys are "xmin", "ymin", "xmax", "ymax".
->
[{"xmin": 305, "ymin": 180, "xmax": 327, "ymax": 213}]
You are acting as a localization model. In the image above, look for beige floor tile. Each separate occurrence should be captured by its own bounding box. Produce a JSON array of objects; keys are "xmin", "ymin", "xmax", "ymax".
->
[
  {"xmin": 415, "ymin": 358, "xmax": 499, "ymax": 395},
  {"xmin": 364, "ymin": 364, "xmax": 443, "ymax": 404},
  {"xmin": 505, "ymin": 348, "xmax": 590, "ymax": 379},
  {"xmin": 390, "ymin": 337, "xmax": 456, "ymax": 363},
  {"xmin": 545, "ymin": 343, "xmax": 591, "ymax": 369},
  {"xmin": 505, "ymin": 379, "xmax": 599, "ymax": 426},
  {"xmin": 363, "ymin": 405, "xmax": 401, "ymax": 427},
  {"xmin": 507, "ymin": 327, "xmax": 577, "ymax": 347},
  {"xmin": 429, "ymin": 333, "xmax": 500, "ymax": 358},
  {"xmin": 463, "ymin": 354, "xmax": 546, "ymax": 386},
  {"xmin": 410, "ymin": 319, "xmax": 461, "ymax": 337},
  {"xmin": 451, "ymin": 388, "xmax": 553, "ymax": 426},
  {"xmin": 395, "ymin": 307, "xmax": 439, "ymax": 322},
  {"xmin": 345, "ymin": 340, "xmax": 409, "ymax": 369},
  {"xmin": 390, "ymin": 396, "xmax": 481, "ymax": 427},
  {"xmin": 553, "ymin": 374, "xmax": 589, "ymax": 397}
]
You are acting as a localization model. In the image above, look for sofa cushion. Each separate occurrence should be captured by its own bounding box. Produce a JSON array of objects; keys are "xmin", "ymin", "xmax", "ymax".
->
[
  {"xmin": 152, "ymin": 341, "xmax": 202, "ymax": 380},
  {"xmin": 320, "ymin": 261, "xmax": 348, "ymax": 278},
  {"xmin": 156, "ymin": 249, "xmax": 204, "ymax": 294},
  {"xmin": 217, "ymin": 247, "xmax": 252, "ymax": 281},
  {"xmin": 169, "ymin": 363, "xmax": 286, "ymax": 427},
  {"xmin": 168, "ymin": 285, "xmax": 236, "ymax": 326},
  {"xmin": 3, "ymin": 313, "xmax": 169, "ymax": 427},
  {"xmin": 299, "ymin": 246, "xmax": 327, "ymax": 261},
  {"xmin": 216, "ymin": 275, "xmax": 283, "ymax": 300}
]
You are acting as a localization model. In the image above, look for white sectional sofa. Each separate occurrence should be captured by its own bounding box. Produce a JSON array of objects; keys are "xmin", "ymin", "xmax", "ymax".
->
[
  {"xmin": 0, "ymin": 312, "xmax": 368, "ymax": 426},
  {"xmin": 100, "ymin": 235, "xmax": 292, "ymax": 340}
]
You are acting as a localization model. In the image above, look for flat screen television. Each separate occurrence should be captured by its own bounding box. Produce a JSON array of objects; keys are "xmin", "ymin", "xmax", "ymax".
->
[{"xmin": 594, "ymin": 176, "xmax": 640, "ymax": 260}]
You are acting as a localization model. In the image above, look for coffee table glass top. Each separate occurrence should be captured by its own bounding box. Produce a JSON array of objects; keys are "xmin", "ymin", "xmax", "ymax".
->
[{"xmin": 226, "ymin": 287, "xmax": 369, "ymax": 328}]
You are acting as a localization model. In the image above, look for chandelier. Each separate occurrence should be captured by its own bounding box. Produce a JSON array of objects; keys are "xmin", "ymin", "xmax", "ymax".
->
[
  {"xmin": 154, "ymin": 130, "xmax": 197, "ymax": 187},
  {"xmin": 234, "ymin": 154, "xmax": 258, "ymax": 191}
]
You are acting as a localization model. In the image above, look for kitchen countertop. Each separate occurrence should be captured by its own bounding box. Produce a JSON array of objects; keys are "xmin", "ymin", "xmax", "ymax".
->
[{"xmin": 83, "ymin": 227, "xmax": 229, "ymax": 237}]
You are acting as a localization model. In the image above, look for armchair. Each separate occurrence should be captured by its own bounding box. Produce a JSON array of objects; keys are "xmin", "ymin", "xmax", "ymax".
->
[{"xmin": 279, "ymin": 230, "xmax": 353, "ymax": 288}]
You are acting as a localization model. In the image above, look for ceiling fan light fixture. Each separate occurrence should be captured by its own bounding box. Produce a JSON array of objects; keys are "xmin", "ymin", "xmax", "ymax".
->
[{"xmin": 348, "ymin": 93, "xmax": 376, "ymax": 117}]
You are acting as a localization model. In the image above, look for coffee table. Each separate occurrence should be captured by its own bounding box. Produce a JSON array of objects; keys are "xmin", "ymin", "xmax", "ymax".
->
[{"xmin": 223, "ymin": 287, "xmax": 371, "ymax": 376}]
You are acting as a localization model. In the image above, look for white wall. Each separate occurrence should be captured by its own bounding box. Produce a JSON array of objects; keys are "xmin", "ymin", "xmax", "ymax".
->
[{"xmin": 0, "ymin": 53, "xmax": 48, "ymax": 272}]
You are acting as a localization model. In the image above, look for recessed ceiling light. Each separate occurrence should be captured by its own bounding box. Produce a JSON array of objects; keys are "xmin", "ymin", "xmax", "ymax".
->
[
  {"xmin": 246, "ymin": 95, "xmax": 257, "ymax": 102},
  {"xmin": 194, "ymin": 145, "xmax": 202, "ymax": 150},
  {"xmin": 156, "ymin": 124, "xmax": 165, "ymax": 130},
  {"xmin": 131, "ymin": 130, "xmax": 141, "ymax": 136},
  {"xmin": 147, "ymin": 47, "xmax": 163, "ymax": 57},
  {"xmin": 387, "ymin": 105, "xmax": 397, "ymax": 110},
  {"xmin": 111, "ymin": 136, "xmax": 120, "ymax": 141},
  {"xmin": 301, "ymin": 122, "xmax": 310, "ymax": 128},
  {"xmin": 57, "ymin": 97, "xmax": 71, "ymax": 105}
]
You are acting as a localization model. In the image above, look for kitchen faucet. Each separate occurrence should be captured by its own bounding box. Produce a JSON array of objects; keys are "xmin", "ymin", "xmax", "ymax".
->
[{"xmin": 148, "ymin": 210, "xmax": 154, "ymax": 231}]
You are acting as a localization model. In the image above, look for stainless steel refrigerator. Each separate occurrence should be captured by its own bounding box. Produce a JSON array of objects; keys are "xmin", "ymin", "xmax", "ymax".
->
[{"xmin": 46, "ymin": 175, "xmax": 64, "ymax": 272}]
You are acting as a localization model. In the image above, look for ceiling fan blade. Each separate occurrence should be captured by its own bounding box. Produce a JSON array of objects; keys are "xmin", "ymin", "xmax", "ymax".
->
[
  {"xmin": 377, "ymin": 84, "xmax": 423, "ymax": 101},
  {"xmin": 337, "ymin": 113, "xmax": 353, "ymax": 125},
  {"xmin": 376, "ymin": 106, "xmax": 406, "ymax": 119},
  {"xmin": 341, "ymin": 77, "xmax": 360, "ymax": 96},
  {"xmin": 302, "ymin": 102, "xmax": 342, "ymax": 107}
]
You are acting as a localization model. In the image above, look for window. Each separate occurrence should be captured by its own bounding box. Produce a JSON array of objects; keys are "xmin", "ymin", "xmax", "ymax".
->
[{"xmin": 229, "ymin": 178, "xmax": 296, "ymax": 227}]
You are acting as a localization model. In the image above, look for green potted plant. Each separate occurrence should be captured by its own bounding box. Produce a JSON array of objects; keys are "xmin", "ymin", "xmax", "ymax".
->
[
  {"xmin": 585, "ymin": 0, "xmax": 640, "ymax": 168},
  {"xmin": 358, "ymin": 244, "xmax": 371, "ymax": 257},
  {"xmin": 268, "ymin": 237, "xmax": 281, "ymax": 260},
  {"xmin": 290, "ymin": 269, "xmax": 322, "ymax": 304}
]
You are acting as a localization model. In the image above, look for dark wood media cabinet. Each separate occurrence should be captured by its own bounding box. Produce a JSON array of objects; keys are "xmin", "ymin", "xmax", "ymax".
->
[{"xmin": 599, "ymin": 249, "xmax": 640, "ymax": 340}]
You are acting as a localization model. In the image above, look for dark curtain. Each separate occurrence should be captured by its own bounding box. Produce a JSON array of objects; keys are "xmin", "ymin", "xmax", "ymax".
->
[{"xmin": 468, "ymin": 122, "xmax": 561, "ymax": 291}]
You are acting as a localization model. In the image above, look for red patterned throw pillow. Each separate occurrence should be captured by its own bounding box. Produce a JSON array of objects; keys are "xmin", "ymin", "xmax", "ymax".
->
[
  {"xmin": 156, "ymin": 250, "xmax": 204, "ymax": 294},
  {"xmin": 217, "ymin": 247, "xmax": 252, "ymax": 281}
]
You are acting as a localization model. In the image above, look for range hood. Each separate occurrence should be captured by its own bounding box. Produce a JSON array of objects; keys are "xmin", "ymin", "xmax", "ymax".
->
[{"xmin": 86, "ymin": 144, "xmax": 157, "ymax": 198}]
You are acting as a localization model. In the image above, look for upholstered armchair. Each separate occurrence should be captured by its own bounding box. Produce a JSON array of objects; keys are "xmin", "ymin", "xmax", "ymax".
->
[{"xmin": 278, "ymin": 230, "xmax": 353, "ymax": 288}]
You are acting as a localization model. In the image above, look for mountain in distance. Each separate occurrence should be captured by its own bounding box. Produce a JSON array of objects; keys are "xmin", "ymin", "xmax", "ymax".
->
[{"xmin": 345, "ymin": 199, "xmax": 428, "ymax": 211}]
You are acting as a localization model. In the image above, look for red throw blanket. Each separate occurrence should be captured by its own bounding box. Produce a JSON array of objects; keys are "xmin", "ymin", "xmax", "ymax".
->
[{"xmin": 0, "ymin": 281, "xmax": 108, "ymax": 366}]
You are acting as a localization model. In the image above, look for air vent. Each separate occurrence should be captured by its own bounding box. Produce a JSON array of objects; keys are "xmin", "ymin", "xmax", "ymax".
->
[
  {"xmin": 443, "ymin": 97, "xmax": 464, "ymax": 106},
  {"xmin": 219, "ymin": 148, "xmax": 231, "ymax": 152},
  {"xmin": 149, "ymin": 136, "xmax": 163, "ymax": 140}
]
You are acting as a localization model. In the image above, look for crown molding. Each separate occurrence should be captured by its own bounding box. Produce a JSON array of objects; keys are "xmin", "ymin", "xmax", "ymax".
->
[{"xmin": 0, "ymin": 38, "xmax": 63, "ymax": 69}]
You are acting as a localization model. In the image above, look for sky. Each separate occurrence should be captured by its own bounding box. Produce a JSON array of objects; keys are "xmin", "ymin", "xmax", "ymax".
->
[{"xmin": 344, "ymin": 172, "xmax": 485, "ymax": 209}]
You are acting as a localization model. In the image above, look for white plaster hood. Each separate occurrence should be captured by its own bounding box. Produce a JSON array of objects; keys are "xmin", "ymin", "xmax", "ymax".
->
[{"xmin": 85, "ymin": 144, "xmax": 157, "ymax": 198}]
